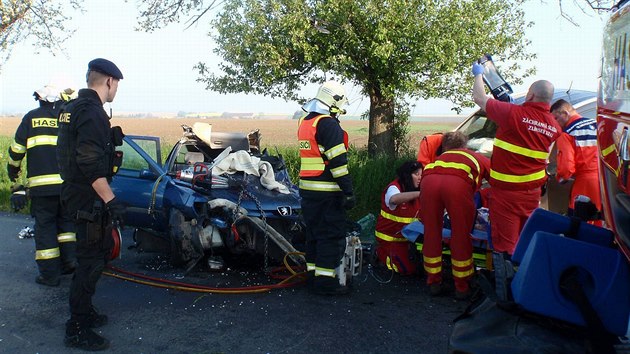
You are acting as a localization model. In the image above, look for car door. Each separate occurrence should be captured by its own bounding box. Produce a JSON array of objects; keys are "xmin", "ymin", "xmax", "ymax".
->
[{"xmin": 111, "ymin": 135, "xmax": 169, "ymax": 232}]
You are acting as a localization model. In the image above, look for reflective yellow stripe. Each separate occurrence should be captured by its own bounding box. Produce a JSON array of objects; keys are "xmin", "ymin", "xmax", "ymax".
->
[
  {"xmin": 490, "ymin": 168, "xmax": 546, "ymax": 183},
  {"xmin": 375, "ymin": 231, "xmax": 409, "ymax": 242},
  {"xmin": 26, "ymin": 135, "xmax": 57, "ymax": 148},
  {"xmin": 416, "ymin": 243, "xmax": 423, "ymax": 252},
  {"xmin": 443, "ymin": 150, "xmax": 481, "ymax": 184},
  {"xmin": 426, "ymin": 161, "xmax": 475, "ymax": 183},
  {"xmin": 423, "ymin": 255, "xmax": 442, "ymax": 264},
  {"xmin": 36, "ymin": 247, "xmax": 60, "ymax": 260},
  {"xmin": 453, "ymin": 268, "xmax": 475, "ymax": 278},
  {"xmin": 57, "ymin": 232, "xmax": 76, "ymax": 243},
  {"xmin": 300, "ymin": 157, "xmax": 326, "ymax": 171},
  {"xmin": 299, "ymin": 179, "xmax": 342, "ymax": 192},
  {"xmin": 380, "ymin": 209, "xmax": 417, "ymax": 224},
  {"xmin": 306, "ymin": 263, "xmax": 316, "ymax": 271},
  {"xmin": 324, "ymin": 143, "xmax": 346, "ymax": 160},
  {"xmin": 330, "ymin": 164, "xmax": 349, "ymax": 178},
  {"xmin": 28, "ymin": 174, "xmax": 63, "ymax": 187},
  {"xmin": 386, "ymin": 257, "xmax": 399, "ymax": 272},
  {"xmin": 424, "ymin": 265, "xmax": 441, "ymax": 274},
  {"xmin": 451, "ymin": 257, "xmax": 474, "ymax": 267},
  {"xmin": 8, "ymin": 157, "xmax": 22, "ymax": 167},
  {"xmin": 315, "ymin": 267, "xmax": 335, "ymax": 277},
  {"xmin": 494, "ymin": 138, "xmax": 549, "ymax": 160},
  {"xmin": 10, "ymin": 141, "xmax": 26, "ymax": 154},
  {"xmin": 601, "ymin": 143, "xmax": 616, "ymax": 157}
]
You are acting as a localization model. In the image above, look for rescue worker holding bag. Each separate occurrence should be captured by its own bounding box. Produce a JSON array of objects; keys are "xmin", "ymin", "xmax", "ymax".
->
[
  {"xmin": 298, "ymin": 81, "xmax": 354, "ymax": 296},
  {"xmin": 57, "ymin": 58, "xmax": 126, "ymax": 351},
  {"xmin": 420, "ymin": 132, "xmax": 490, "ymax": 300},
  {"xmin": 472, "ymin": 62, "xmax": 560, "ymax": 300},
  {"xmin": 7, "ymin": 85, "xmax": 77, "ymax": 287}
]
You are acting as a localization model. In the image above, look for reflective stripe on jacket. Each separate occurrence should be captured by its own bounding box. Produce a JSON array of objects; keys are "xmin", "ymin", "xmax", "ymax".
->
[
  {"xmin": 375, "ymin": 180, "xmax": 421, "ymax": 242},
  {"xmin": 423, "ymin": 149, "xmax": 490, "ymax": 190},
  {"xmin": 8, "ymin": 101, "xmax": 64, "ymax": 196}
]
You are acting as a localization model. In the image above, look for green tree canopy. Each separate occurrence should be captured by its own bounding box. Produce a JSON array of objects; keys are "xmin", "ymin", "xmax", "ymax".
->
[{"xmin": 134, "ymin": 0, "xmax": 615, "ymax": 156}]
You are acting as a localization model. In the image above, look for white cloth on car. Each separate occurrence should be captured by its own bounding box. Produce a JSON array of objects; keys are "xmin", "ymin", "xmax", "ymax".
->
[{"xmin": 212, "ymin": 150, "xmax": 290, "ymax": 194}]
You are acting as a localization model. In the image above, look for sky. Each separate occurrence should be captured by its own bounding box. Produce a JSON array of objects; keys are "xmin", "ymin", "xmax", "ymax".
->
[{"xmin": 0, "ymin": 0, "xmax": 609, "ymax": 117}]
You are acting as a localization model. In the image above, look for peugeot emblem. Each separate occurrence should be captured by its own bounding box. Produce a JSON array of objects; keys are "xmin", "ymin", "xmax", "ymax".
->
[{"xmin": 277, "ymin": 206, "xmax": 292, "ymax": 216}]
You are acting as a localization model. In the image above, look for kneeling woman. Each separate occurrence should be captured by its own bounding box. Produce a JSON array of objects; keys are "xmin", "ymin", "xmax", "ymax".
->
[{"xmin": 374, "ymin": 161, "xmax": 423, "ymax": 275}]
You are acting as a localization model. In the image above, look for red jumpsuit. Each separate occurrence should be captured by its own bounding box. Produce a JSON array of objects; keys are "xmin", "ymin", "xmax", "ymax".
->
[
  {"xmin": 485, "ymin": 99, "xmax": 561, "ymax": 254},
  {"xmin": 420, "ymin": 149, "xmax": 490, "ymax": 292},
  {"xmin": 375, "ymin": 180, "xmax": 421, "ymax": 275},
  {"xmin": 417, "ymin": 133, "xmax": 443, "ymax": 166},
  {"xmin": 556, "ymin": 115, "xmax": 601, "ymax": 214}
]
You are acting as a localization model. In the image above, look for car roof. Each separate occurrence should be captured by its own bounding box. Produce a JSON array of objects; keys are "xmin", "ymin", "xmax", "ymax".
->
[{"xmin": 511, "ymin": 88, "xmax": 596, "ymax": 107}]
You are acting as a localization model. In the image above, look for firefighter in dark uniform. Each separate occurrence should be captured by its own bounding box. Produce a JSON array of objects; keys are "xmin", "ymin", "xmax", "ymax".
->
[
  {"xmin": 298, "ymin": 81, "xmax": 355, "ymax": 295},
  {"xmin": 7, "ymin": 85, "xmax": 77, "ymax": 286},
  {"xmin": 57, "ymin": 58, "xmax": 126, "ymax": 351}
]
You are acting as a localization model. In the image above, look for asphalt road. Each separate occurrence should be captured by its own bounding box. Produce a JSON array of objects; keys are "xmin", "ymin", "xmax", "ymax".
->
[{"xmin": 0, "ymin": 212, "xmax": 466, "ymax": 354}]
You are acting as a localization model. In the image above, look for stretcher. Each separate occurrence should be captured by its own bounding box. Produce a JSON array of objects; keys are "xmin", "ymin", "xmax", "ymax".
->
[{"xmin": 401, "ymin": 207, "xmax": 493, "ymax": 268}]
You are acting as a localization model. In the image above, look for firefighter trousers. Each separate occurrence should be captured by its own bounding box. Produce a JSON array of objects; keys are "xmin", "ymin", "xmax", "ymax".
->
[
  {"xmin": 30, "ymin": 195, "xmax": 76, "ymax": 279},
  {"xmin": 300, "ymin": 194, "xmax": 347, "ymax": 278},
  {"xmin": 420, "ymin": 174, "xmax": 475, "ymax": 292}
]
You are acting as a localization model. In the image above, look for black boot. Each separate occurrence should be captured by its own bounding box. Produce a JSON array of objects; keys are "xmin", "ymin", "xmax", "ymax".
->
[
  {"xmin": 87, "ymin": 307, "xmax": 108, "ymax": 328},
  {"xmin": 310, "ymin": 276, "xmax": 350, "ymax": 296},
  {"xmin": 35, "ymin": 275, "xmax": 60, "ymax": 287},
  {"xmin": 64, "ymin": 319, "xmax": 110, "ymax": 351}
]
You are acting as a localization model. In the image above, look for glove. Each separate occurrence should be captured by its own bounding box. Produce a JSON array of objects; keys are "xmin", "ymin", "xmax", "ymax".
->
[
  {"xmin": 343, "ymin": 194, "xmax": 356, "ymax": 210},
  {"xmin": 7, "ymin": 164, "xmax": 20, "ymax": 182},
  {"xmin": 472, "ymin": 62, "xmax": 484, "ymax": 76},
  {"xmin": 10, "ymin": 185, "xmax": 27, "ymax": 211},
  {"xmin": 106, "ymin": 197, "xmax": 127, "ymax": 228}
]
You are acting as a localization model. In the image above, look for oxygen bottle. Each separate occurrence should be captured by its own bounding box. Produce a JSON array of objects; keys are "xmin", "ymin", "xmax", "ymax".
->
[{"xmin": 477, "ymin": 54, "xmax": 513, "ymax": 102}]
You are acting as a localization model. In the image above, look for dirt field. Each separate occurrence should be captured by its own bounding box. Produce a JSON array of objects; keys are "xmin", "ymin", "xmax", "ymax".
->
[{"xmin": 0, "ymin": 116, "xmax": 460, "ymax": 150}]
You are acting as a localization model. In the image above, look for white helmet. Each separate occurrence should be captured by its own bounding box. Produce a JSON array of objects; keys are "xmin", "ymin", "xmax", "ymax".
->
[
  {"xmin": 33, "ymin": 85, "xmax": 60, "ymax": 102},
  {"xmin": 315, "ymin": 80, "xmax": 348, "ymax": 109}
]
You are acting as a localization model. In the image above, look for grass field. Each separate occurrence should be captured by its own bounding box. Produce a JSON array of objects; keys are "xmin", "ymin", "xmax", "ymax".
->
[{"xmin": 0, "ymin": 116, "xmax": 461, "ymax": 216}]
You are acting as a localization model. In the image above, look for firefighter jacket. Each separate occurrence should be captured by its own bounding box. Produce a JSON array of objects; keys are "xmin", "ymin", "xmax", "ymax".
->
[
  {"xmin": 7, "ymin": 101, "xmax": 63, "ymax": 196},
  {"xmin": 485, "ymin": 99, "xmax": 561, "ymax": 190},
  {"xmin": 417, "ymin": 133, "xmax": 443, "ymax": 166},
  {"xmin": 375, "ymin": 180, "xmax": 421, "ymax": 243},
  {"xmin": 422, "ymin": 148, "xmax": 491, "ymax": 191},
  {"xmin": 556, "ymin": 115, "xmax": 598, "ymax": 182},
  {"xmin": 297, "ymin": 112, "xmax": 352, "ymax": 196},
  {"xmin": 57, "ymin": 89, "xmax": 116, "ymax": 186}
]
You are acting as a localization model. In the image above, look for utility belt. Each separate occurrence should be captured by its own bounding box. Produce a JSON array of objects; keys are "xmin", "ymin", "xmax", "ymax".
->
[{"xmin": 76, "ymin": 200, "xmax": 112, "ymax": 246}]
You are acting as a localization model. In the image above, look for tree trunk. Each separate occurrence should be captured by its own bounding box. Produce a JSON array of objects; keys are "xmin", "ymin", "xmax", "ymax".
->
[{"xmin": 367, "ymin": 90, "xmax": 395, "ymax": 157}]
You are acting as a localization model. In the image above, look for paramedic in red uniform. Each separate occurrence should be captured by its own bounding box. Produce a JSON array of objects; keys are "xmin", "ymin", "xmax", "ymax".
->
[
  {"xmin": 298, "ymin": 81, "xmax": 354, "ymax": 295},
  {"xmin": 550, "ymin": 99, "xmax": 601, "ymax": 222},
  {"xmin": 472, "ymin": 63, "xmax": 560, "ymax": 257},
  {"xmin": 374, "ymin": 160, "xmax": 423, "ymax": 275},
  {"xmin": 420, "ymin": 132, "xmax": 490, "ymax": 300},
  {"xmin": 417, "ymin": 133, "xmax": 443, "ymax": 166}
]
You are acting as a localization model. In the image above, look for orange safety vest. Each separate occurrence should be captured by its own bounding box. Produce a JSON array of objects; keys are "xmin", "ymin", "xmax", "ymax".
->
[
  {"xmin": 297, "ymin": 114, "xmax": 349, "ymax": 177},
  {"xmin": 417, "ymin": 133, "xmax": 443, "ymax": 166},
  {"xmin": 375, "ymin": 180, "xmax": 421, "ymax": 243}
]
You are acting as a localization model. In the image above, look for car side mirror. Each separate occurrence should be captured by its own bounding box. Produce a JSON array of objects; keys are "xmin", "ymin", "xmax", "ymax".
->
[{"xmin": 139, "ymin": 168, "xmax": 158, "ymax": 180}]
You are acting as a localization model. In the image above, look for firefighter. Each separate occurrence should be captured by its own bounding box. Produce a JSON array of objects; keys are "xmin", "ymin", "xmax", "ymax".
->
[
  {"xmin": 472, "ymin": 63, "xmax": 560, "ymax": 300},
  {"xmin": 7, "ymin": 85, "xmax": 77, "ymax": 287},
  {"xmin": 298, "ymin": 80, "xmax": 354, "ymax": 295},
  {"xmin": 374, "ymin": 160, "xmax": 423, "ymax": 275},
  {"xmin": 57, "ymin": 58, "xmax": 126, "ymax": 351},
  {"xmin": 550, "ymin": 99, "xmax": 601, "ymax": 223},
  {"xmin": 420, "ymin": 132, "xmax": 490, "ymax": 300}
]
